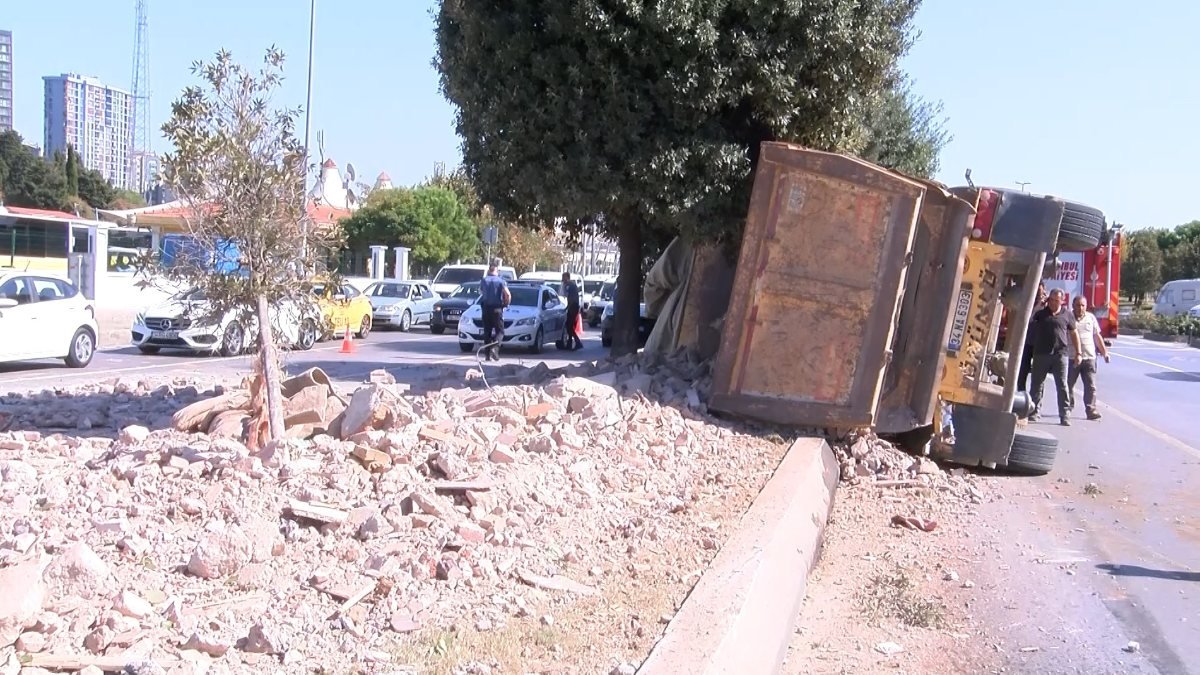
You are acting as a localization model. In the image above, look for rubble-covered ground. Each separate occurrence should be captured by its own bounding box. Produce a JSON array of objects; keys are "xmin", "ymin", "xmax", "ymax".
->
[{"xmin": 0, "ymin": 351, "xmax": 798, "ymax": 675}]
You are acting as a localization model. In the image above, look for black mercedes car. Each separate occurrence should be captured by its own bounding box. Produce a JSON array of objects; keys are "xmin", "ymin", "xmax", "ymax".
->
[{"xmin": 430, "ymin": 282, "xmax": 481, "ymax": 335}]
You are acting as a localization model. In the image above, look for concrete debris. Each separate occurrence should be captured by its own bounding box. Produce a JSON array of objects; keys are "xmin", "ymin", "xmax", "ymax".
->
[
  {"xmin": 0, "ymin": 351, "xmax": 789, "ymax": 671},
  {"xmin": 1123, "ymin": 641, "xmax": 1141, "ymax": 653},
  {"xmin": 874, "ymin": 641, "xmax": 904, "ymax": 656}
]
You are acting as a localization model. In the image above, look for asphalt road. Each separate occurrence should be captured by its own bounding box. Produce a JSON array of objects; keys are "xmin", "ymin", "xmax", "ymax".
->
[
  {"xmin": 999, "ymin": 336, "xmax": 1200, "ymax": 674},
  {"xmin": 0, "ymin": 323, "xmax": 609, "ymax": 393}
]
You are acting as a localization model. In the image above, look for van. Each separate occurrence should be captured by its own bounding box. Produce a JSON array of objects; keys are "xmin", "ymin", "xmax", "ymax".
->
[
  {"xmin": 1152, "ymin": 278, "xmax": 1200, "ymax": 317},
  {"xmin": 432, "ymin": 264, "xmax": 516, "ymax": 297}
]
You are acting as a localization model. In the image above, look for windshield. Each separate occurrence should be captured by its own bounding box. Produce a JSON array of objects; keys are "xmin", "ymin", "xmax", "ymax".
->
[
  {"xmin": 600, "ymin": 281, "xmax": 616, "ymax": 301},
  {"xmin": 435, "ymin": 267, "xmax": 486, "ymax": 285},
  {"xmin": 177, "ymin": 288, "xmax": 209, "ymax": 302},
  {"xmin": 311, "ymin": 284, "xmax": 326, "ymax": 296},
  {"xmin": 583, "ymin": 280, "xmax": 605, "ymax": 295},
  {"xmin": 367, "ymin": 283, "xmax": 411, "ymax": 298},
  {"xmin": 508, "ymin": 287, "xmax": 541, "ymax": 307},
  {"xmin": 449, "ymin": 283, "xmax": 481, "ymax": 299}
]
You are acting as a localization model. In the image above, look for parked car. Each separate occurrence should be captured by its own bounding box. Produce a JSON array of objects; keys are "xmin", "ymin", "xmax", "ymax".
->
[
  {"xmin": 431, "ymin": 282, "xmax": 480, "ymax": 335},
  {"xmin": 588, "ymin": 280, "xmax": 617, "ymax": 327},
  {"xmin": 582, "ymin": 274, "xmax": 613, "ymax": 315},
  {"xmin": 0, "ymin": 272, "xmax": 98, "ymax": 368},
  {"xmin": 600, "ymin": 300, "xmax": 655, "ymax": 348},
  {"xmin": 364, "ymin": 280, "xmax": 438, "ymax": 331},
  {"xmin": 311, "ymin": 281, "xmax": 373, "ymax": 339},
  {"xmin": 432, "ymin": 264, "xmax": 516, "ymax": 297},
  {"xmin": 457, "ymin": 282, "xmax": 567, "ymax": 353},
  {"xmin": 132, "ymin": 288, "xmax": 320, "ymax": 356}
]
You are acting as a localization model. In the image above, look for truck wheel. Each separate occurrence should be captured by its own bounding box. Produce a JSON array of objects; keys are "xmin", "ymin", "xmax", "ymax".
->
[
  {"xmin": 1006, "ymin": 428, "xmax": 1058, "ymax": 475},
  {"xmin": 1057, "ymin": 201, "xmax": 1104, "ymax": 251}
]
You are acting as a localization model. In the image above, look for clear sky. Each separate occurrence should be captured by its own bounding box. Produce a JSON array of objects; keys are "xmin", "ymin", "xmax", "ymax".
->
[{"xmin": 4, "ymin": 1, "xmax": 1195, "ymax": 229}]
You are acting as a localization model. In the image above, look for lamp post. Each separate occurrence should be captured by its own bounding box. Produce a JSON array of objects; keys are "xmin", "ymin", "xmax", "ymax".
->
[
  {"xmin": 300, "ymin": 0, "xmax": 316, "ymax": 257},
  {"xmin": 1016, "ymin": 181, "xmax": 1031, "ymax": 192}
]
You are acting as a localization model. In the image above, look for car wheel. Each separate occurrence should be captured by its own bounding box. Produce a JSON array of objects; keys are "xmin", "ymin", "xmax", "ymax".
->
[
  {"xmin": 357, "ymin": 315, "xmax": 372, "ymax": 339},
  {"xmin": 137, "ymin": 345, "xmax": 161, "ymax": 355},
  {"xmin": 400, "ymin": 310, "xmax": 412, "ymax": 333},
  {"xmin": 431, "ymin": 324, "xmax": 446, "ymax": 335},
  {"xmin": 589, "ymin": 317, "xmax": 601, "ymax": 328},
  {"xmin": 459, "ymin": 342, "xmax": 474, "ymax": 353},
  {"xmin": 1057, "ymin": 200, "xmax": 1104, "ymax": 251},
  {"xmin": 64, "ymin": 328, "xmax": 96, "ymax": 368},
  {"xmin": 219, "ymin": 321, "xmax": 244, "ymax": 357},
  {"xmin": 529, "ymin": 326, "xmax": 544, "ymax": 354},
  {"xmin": 1006, "ymin": 428, "xmax": 1058, "ymax": 475},
  {"xmin": 297, "ymin": 319, "xmax": 317, "ymax": 351}
]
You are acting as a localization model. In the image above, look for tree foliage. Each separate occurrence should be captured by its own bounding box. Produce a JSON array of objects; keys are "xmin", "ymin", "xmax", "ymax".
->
[
  {"xmin": 855, "ymin": 73, "xmax": 950, "ymax": 179},
  {"xmin": 77, "ymin": 168, "xmax": 116, "ymax": 209},
  {"xmin": 65, "ymin": 145, "xmax": 80, "ymax": 196},
  {"xmin": 0, "ymin": 130, "xmax": 69, "ymax": 209},
  {"xmin": 1122, "ymin": 230, "xmax": 1163, "ymax": 306},
  {"xmin": 155, "ymin": 47, "xmax": 329, "ymax": 442},
  {"xmin": 111, "ymin": 188, "xmax": 148, "ymax": 210},
  {"xmin": 340, "ymin": 185, "xmax": 477, "ymax": 272},
  {"xmin": 436, "ymin": 0, "xmax": 921, "ymax": 353}
]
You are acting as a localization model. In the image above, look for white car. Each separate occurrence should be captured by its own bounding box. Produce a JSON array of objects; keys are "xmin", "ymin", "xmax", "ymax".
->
[
  {"xmin": 458, "ymin": 283, "xmax": 567, "ymax": 354},
  {"xmin": 365, "ymin": 280, "xmax": 439, "ymax": 331},
  {"xmin": 0, "ymin": 273, "xmax": 98, "ymax": 368},
  {"xmin": 1190, "ymin": 304, "xmax": 1200, "ymax": 319},
  {"xmin": 432, "ymin": 264, "xmax": 516, "ymax": 297},
  {"xmin": 132, "ymin": 289, "xmax": 320, "ymax": 357}
]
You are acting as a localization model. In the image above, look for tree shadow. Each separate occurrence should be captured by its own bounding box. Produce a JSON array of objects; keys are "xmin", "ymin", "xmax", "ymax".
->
[
  {"xmin": 1097, "ymin": 563, "xmax": 1200, "ymax": 582},
  {"xmin": 1145, "ymin": 372, "xmax": 1200, "ymax": 383}
]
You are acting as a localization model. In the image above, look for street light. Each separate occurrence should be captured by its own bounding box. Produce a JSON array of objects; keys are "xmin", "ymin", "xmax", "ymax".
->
[
  {"xmin": 1016, "ymin": 181, "xmax": 1031, "ymax": 192},
  {"xmin": 300, "ymin": 0, "xmax": 316, "ymax": 257}
]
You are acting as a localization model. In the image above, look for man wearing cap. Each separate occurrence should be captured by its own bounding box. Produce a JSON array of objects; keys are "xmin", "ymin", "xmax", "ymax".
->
[
  {"xmin": 479, "ymin": 258, "xmax": 511, "ymax": 362},
  {"xmin": 1067, "ymin": 295, "xmax": 1110, "ymax": 421}
]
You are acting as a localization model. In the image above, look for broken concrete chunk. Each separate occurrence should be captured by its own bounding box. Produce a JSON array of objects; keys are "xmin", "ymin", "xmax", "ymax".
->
[
  {"xmin": 187, "ymin": 526, "xmax": 253, "ymax": 579},
  {"xmin": 119, "ymin": 425, "xmax": 151, "ymax": 445},
  {"xmin": 340, "ymin": 385, "xmax": 397, "ymax": 440},
  {"xmin": 0, "ymin": 558, "xmax": 46, "ymax": 648},
  {"xmin": 113, "ymin": 590, "xmax": 154, "ymax": 619}
]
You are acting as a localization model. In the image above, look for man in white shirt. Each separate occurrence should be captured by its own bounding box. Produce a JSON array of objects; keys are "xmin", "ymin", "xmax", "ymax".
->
[{"xmin": 1068, "ymin": 295, "xmax": 1110, "ymax": 421}]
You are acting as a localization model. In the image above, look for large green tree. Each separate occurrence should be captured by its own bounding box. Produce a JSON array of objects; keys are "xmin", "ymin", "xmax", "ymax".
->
[
  {"xmin": 340, "ymin": 185, "xmax": 477, "ymax": 272},
  {"xmin": 1122, "ymin": 230, "xmax": 1163, "ymax": 306},
  {"xmin": 436, "ymin": 0, "xmax": 920, "ymax": 354},
  {"xmin": 0, "ymin": 130, "xmax": 69, "ymax": 210},
  {"xmin": 65, "ymin": 145, "xmax": 81, "ymax": 196},
  {"xmin": 855, "ymin": 73, "xmax": 950, "ymax": 179},
  {"xmin": 77, "ymin": 169, "xmax": 116, "ymax": 209}
]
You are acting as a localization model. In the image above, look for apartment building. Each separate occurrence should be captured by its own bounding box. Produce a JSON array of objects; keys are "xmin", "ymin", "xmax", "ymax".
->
[
  {"xmin": 43, "ymin": 73, "xmax": 133, "ymax": 189},
  {"xmin": 0, "ymin": 31, "xmax": 13, "ymax": 132}
]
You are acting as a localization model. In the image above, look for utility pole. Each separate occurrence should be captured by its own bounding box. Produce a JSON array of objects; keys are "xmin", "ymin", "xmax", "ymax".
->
[
  {"xmin": 1015, "ymin": 181, "xmax": 1031, "ymax": 192},
  {"xmin": 300, "ymin": 0, "xmax": 316, "ymax": 256}
]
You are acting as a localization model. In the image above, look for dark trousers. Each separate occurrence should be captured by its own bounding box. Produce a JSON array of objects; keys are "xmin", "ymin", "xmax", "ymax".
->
[
  {"xmin": 480, "ymin": 305, "xmax": 504, "ymax": 356},
  {"xmin": 1030, "ymin": 353, "xmax": 1070, "ymax": 420},
  {"xmin": 1017, "ymin": 343, "xmax": 1034, "ymax": 392},
  {"xmin": 1068, "ymin": 358, "xmax": 1098, "ymax": 413},
  {"xmin": 565, "ymin": 306, "xmax": 582, "ymax": 349}
]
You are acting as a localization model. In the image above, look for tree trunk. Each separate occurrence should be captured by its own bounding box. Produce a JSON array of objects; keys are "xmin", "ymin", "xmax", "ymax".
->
[
  {"xmin": 613, "ymin": 212, "xmax": 644, "ymax": 357},
  {"xmin": 256, "ymin": 294, "xmax": 286, "ymax": 441}
]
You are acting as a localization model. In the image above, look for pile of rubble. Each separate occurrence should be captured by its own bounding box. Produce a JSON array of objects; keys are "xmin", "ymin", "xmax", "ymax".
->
[
  {"xmin": 832, "ymin": 432, "xmax": 986, "ymax": 503},
  {"xmin": 0, "ymin": 350, "xmax": 787, "ymax": 673}
]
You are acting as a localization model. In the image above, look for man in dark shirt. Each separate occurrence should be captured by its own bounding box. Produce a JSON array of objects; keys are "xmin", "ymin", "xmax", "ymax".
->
[
  {"xmin": 1017, "ymin": 282, "xmax": 1049, "ymax": 392},
  {"xmin": 1028, "ymin": 288, "xmax": 1083, "ymax": 426},
  {"xmin": 562, "ymin": 272, "xmax": 583, "ymax": 351},
  {"xmin": 479, "ymin": 259, "xmax": 511, "ymax": 361}
]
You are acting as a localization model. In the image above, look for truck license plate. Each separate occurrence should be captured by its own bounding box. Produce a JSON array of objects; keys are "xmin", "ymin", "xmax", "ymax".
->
[
  {"xmin": 153, "ymin": 330, "xmax": 180, "ymax": 339},
  {"xmin": 947, "ymin": 288, "xmax": 973, "ymax": 354}
]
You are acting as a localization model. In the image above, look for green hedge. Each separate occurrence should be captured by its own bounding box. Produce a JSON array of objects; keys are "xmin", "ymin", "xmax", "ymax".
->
[{"xmin": 1126, "ymin": 312, "xmax": 1200, "ymax": 336}]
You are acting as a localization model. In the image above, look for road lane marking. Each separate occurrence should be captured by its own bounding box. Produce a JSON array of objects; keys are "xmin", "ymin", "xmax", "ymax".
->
[
  {"xmin": 1100, "ymin": 401, "xmax": 1200, "ymax": 463},
  {"xmin": 1110, "ymin": 352, "xmax": 1200, "ymax": 381}
]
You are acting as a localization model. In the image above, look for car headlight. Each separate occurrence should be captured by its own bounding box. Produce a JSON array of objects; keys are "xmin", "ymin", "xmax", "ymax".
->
[
  {"xmin": 378, "ymin": 305, "xmax": 396, "ymax": 314},
  {"xmin": 514, "ymin": 317, "xmax": 536, "ymax": 327},
  {"xmin": 433, "ymin": 304, "xmax": 442, "ymax": 312}
]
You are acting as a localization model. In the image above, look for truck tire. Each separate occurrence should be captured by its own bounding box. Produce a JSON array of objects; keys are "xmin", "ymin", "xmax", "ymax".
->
[
  {"xmin": 1006, "ymin": 428, "xmax": 1058, "ymax": 475},
  {"xmin": 1057, "ymin": 201, "xmax": 1104, "ymax": 251}
]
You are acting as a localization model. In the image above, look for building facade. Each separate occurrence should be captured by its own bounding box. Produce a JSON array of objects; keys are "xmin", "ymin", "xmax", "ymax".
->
[
  {"xmin": 43, "ymin": 74, "xmax": 133, "ymax": 189},
  {"xmin": 0, "ymin": 30, "xmax": 13, "ymax": 133},
  {"xmin": 130, "ymin": 150, "xmax": 160, "ymax": 196}
]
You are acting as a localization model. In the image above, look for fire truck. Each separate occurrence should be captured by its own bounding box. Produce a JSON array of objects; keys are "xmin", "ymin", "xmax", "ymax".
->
[{"xmin": 1041, "ymin": 229, "xmax": 1122, "ymax": 338}]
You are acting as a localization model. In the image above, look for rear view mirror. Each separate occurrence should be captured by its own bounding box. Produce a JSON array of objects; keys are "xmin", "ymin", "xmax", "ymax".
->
[{"xmin": 0, "ymin": 298, "xmax": 16, "ymax": 309}]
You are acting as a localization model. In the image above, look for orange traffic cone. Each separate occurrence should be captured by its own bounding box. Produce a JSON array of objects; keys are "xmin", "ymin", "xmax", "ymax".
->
[{"xmin": 340, "ymin": 323, "xmax": 356, "ymax": 354}]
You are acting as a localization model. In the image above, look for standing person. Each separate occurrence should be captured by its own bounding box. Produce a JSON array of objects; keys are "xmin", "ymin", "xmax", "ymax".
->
[
  {"xmin": 479, "ymin": 259, "xmax": 511, "ymax": 361},
  {"xmin": 1017, "ymin": 282, "xmax": 1049, "ymax": 392},
  {"xmin": 562, "ymin": 272, "xmax": 583, "ymax": 350},
  {"xmin": 1068, "ymin": 295, "xmax": 1110, "ymax": 421},
  {"xmin": 1028, "ymin": 288, "xmax": 1083, "ymax": 426}
]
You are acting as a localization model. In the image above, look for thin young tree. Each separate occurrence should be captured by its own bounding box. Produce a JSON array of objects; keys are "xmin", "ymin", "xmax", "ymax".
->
[{"xmin": 156, "ymin": 48, "xmax": 331, "ymax": 441}]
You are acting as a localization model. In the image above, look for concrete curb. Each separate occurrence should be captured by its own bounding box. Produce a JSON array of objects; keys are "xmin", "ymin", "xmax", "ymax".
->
[{"xmin": 638, "ymin": 437, "xmax": 839, "ymax": 675}]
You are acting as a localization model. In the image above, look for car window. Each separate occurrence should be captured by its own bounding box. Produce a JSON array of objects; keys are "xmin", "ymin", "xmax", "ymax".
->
[
  {"xmin": 421, "ymin": 285, "xmax": 435, "ymax": 299},
  {"xmin": 544, "ymin": 289, "xmax": 562, "ymax": 307},
  {"xmin": 369, "ymin": 283, "xmax": 409, "ymax": 298},
  {"xmin": 450, "ymin": 284, "xmax": 480, "ymax": 299},
  {"xmin": 508, "ymin": 287, "xmax": 541, "ymax": 307},
  {"xmin": 342, "ymin": 285, "xmax": 360, "ymax": 299},
  {"xmin": 1184, "ymin": 289, "xmax": 1197, "ymax": 302},
  {"xmin": 435, "ymin": 267, "xmax": 486, "ymax": 285},
  {"xmin": 0, "ymin": 277, "xmax": 35, "ymax": 305},
  {"xmin": 31, "ymin": 277, "xmax": 74, "ymax": 302}
]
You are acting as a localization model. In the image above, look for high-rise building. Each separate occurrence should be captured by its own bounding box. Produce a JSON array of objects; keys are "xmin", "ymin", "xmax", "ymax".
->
[
  {"xmin": 0, "ymin": 31, "xmax": 13, "ymax": 133},
  {"xmin": 130, "ymin": 150, "xmax": 160, "ymax": 195},
  {"xmin": 43, "ymin": 74, "xmax": 134, "ymax": 189}
]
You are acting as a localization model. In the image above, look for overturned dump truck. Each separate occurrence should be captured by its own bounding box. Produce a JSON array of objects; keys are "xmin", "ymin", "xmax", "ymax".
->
[{"xmin": 707, "ymin": 143, "xmax": 1103, "ymax": 475}]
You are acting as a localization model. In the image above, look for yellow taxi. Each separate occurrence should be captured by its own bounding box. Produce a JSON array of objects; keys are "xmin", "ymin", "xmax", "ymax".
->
[{"xmin": 311, "ymin": 280, "xmax": 373, "ymax": 339}]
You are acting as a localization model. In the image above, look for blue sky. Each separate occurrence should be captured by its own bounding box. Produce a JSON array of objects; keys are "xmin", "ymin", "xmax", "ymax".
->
[{"xmin": 4, "ymin": 1, "xmax": 1195, "ymax": 228}]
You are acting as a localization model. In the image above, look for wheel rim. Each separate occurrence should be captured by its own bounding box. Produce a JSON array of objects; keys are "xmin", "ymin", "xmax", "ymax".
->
[
  {"xmin": 74, "ymin": 333, "xmax": 93, "ymax": 363},
  {"xmin": 300, "ymin": 321, "xmax": 315, "ymax": 348},
  {"xmin": 402, "ymin": 311, "xmax": 411, "ymax": 330},
  {"xmin": 225, "ymin": 324, "xmax": 242, "ymax": 353},
  {"xmin": 361, "ymin": 316, "xmax": 371, "ymax": 335}
]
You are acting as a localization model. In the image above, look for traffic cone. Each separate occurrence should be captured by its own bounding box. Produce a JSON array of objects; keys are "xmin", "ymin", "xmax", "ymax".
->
[{"xmin": 340, "ymin": 323, "xmax": 356, "ymax": 354}]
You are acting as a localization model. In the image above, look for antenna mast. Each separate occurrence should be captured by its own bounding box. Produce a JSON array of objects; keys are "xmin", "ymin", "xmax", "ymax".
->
[{"xmin": 130, "ymin": 0, "xmax": 150, "ymax": 190}]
